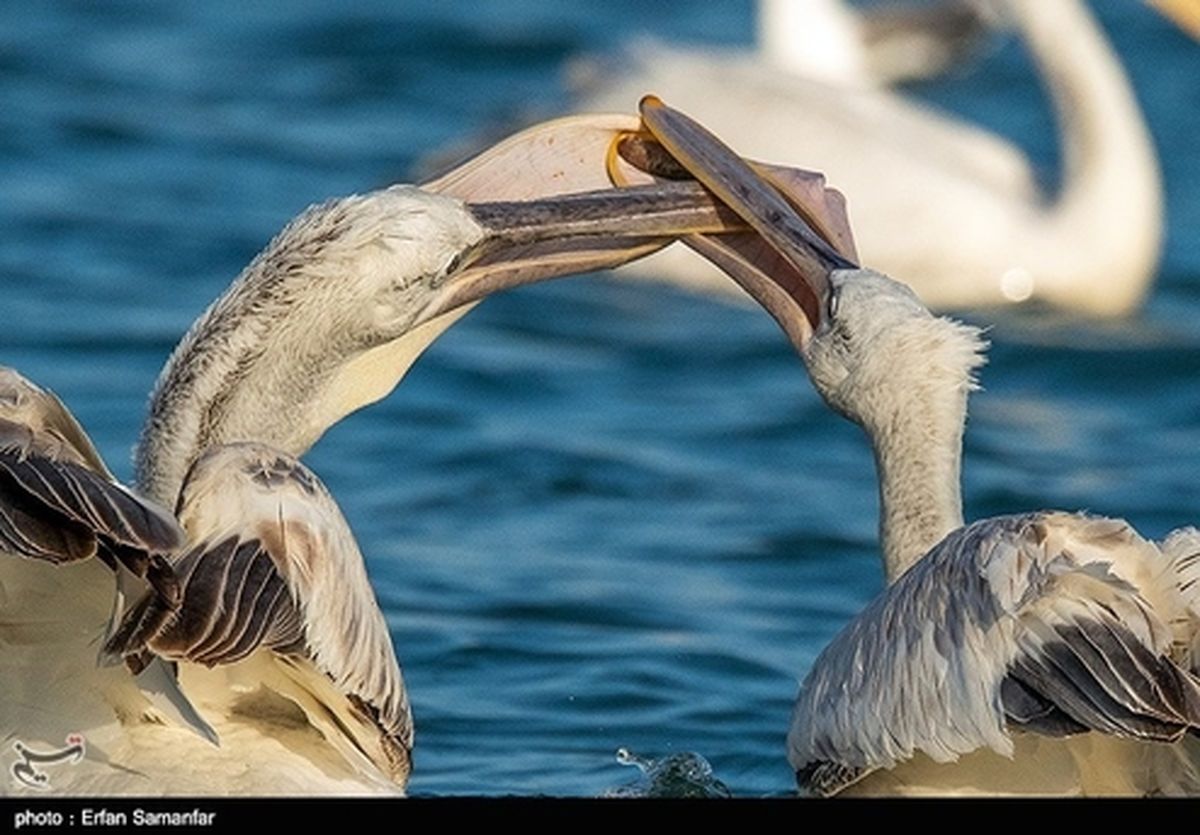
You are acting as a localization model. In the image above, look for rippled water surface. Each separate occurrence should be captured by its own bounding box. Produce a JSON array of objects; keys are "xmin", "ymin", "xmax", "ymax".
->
[{"xmin": 2, "ymin": 1, "xmax": 1198, "ymax": 796}]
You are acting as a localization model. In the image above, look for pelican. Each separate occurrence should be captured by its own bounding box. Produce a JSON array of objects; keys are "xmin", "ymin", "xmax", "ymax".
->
[
  {"xmin": 637, "ymin": 97, "xmax": 1200, "ymax": 795},
  {"xmin": 579, "ymin": 0, "xmax": 1169, "ymax": 316},
  {"xmin": 2, "ymin": 410, "xmax": 411, "ymax": 794},
  {"xmin": 0, "ymin": 113, "xmax": 768, "ymax": 796}
]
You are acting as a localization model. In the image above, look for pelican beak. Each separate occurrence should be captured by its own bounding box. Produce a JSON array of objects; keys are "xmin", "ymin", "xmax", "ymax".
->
[
  {"xmin": 413, "ymin": 114, "xmax": 754, "ymax": 322},
  {"xmin": 628, "ymin": 96, "xmax": 860, "ymax": 352},
  {"xmin": 413, "ymin": 108, "xmax": 859, "ymax": 342}
]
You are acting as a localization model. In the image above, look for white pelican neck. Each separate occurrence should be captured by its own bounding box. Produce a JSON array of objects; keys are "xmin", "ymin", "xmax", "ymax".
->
[
  {"xmin": 1011, "ymin": 0, "xmax": 1162, "ymax": 312},
  {"xmin": 871, "ymin": 390, "xmax": 968, "ymax": 582},
  {"xmin": 757, "ymin": 0, "xmax": 869, "ymax": 85},
  {"xmin": 804, "ymin": 271, "xmax": 984, "ymax": 581},
  {"xmin": 135, "ymin": 187, "xmax": 483, "ymax": 507}
]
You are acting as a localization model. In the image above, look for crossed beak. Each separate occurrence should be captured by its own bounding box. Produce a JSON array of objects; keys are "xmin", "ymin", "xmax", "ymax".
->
[{"xmin": 416, "ymin": 101, "xmax": 858, "ymax": 348}]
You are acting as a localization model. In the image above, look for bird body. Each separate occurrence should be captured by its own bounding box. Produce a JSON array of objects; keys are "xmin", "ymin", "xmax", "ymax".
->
[
  {"xmin": 757, "ymin": 0, "xmax": 992, "ymax": 87},
  {"xmin": 1, "ymin": 375, "xmax": 408, "ymax": 795},
  {"xmin": 1, "ymin": 113, "xmax": 762, "ymax": 795},
  {"xmin": 630, "ymin": 100, "xmax": 1200, "ymax": 795},
  {"xmin": 791, "ymin": 508, "xmax": 1200, "ymax": 796},
  {"xmin": 580, "ymin": 0, "xmax": 1163, "ymax": 315},
  {"xmin": 4, "ymin": 188, "xmax": 483, "ymax": 794},
  {"xmin": 787, "ymin": 269, "xmax": 1200, "ymax": 796}
]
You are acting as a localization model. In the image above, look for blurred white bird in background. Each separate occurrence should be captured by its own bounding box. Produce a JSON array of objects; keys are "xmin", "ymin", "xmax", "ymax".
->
[
  {"xmin": 579, "ymin": 0, "xmax": 1174, "ymax": 316},
  {"xmin": 753, "ymin": 0, "xmax": 993, "ymax": 87}
]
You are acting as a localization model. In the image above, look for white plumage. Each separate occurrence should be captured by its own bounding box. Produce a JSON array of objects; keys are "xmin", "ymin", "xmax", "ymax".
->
[
  {"xmin": 788, "ymin": 270, "xmax": 1200, "ymax": 795},
  {"xmin": 625, "ymin": 100, "xmax": 1200, "ymax": 795},
  {"xmin": 579, "ymin": 0, "xmax": 1164, "ymax": 315},
  {"xmin": 0, "ymin": 373, "xmax": 412, "ymax": 795},
  {"xmin": 1, "ymin": 115, "xmax": 760, "ymax": 795}
]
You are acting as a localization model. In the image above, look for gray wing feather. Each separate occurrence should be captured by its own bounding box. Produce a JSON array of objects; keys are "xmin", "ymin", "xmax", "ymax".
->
[
  {"xmin": 1008, "ymin": 619, "xmax": 1200, "ymax": 741},
  {"xmin": 108, "ymin": 536, "xmax": 295, "ymax": 666},
  {"xmin": 164, "ymin": 539, "xmax": 296, "ymax": 666},
  {"xmin": 192, "ymin": 545, "xmax": 288, "ymax": 662},
  {"xmin": 0, "ymin": 475, "xmax": 96, "ymax": 563},
  {"xmin": 789, "ymin": 511, "xmax": 1200, "ymax": 795},
  {"xmin": 0, "ymin": 370, "xmax": 209, "ymax": 742},
  {"xmin": 0, "ymin": 419, "xmax": 184, "ymax": 604},
  {"xmin": 0, "ymin": 422, "xmax": 179, "ymax": 553},
  {"xmin": 107, "ymin": 444, "xmax": 413, "ymax": 770}
]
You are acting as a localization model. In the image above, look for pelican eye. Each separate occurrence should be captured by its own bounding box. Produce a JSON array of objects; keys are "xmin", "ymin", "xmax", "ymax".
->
[
  {"xmin": 442, "ymin": 252, "xmax": 463, "ymax": 280},
  {"xmin": 427, "ymin": 249, "xmax": 467, "ymax": 292},
  {"xmin": 821, "ymin": 289, "xmax": 842, "ymax": 334}
]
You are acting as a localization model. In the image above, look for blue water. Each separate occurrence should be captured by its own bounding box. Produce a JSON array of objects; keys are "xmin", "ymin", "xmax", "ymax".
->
[{"xmin": 1, "ymin": 1, "xmax": 1198, "ymax": 796}]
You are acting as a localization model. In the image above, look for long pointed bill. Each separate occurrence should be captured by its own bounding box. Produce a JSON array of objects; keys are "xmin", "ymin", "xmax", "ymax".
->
[
  {"xmin": 629, "ymin": 96, "xmax": 861, "ymax": 352},
  {"xmin": 415, "ymin": 114, "xmax": 756, "ymax": 322}
]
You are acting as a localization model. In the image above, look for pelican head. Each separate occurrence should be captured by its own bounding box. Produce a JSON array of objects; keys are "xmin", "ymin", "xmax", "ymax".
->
[
  {"xmin": 629, "ymin": 97, "xmax": 986, "ymax": 424},
  {"xmin": 135, "ymin": 114, "xmax": 749, "ymax": 507},
  {"xmin": 638, "ymin": 97, "xmax": 986, "ymax": 575},
  {"xmin": 801, "ymin": 270, "xmax": 987, "ymax": 433}
]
